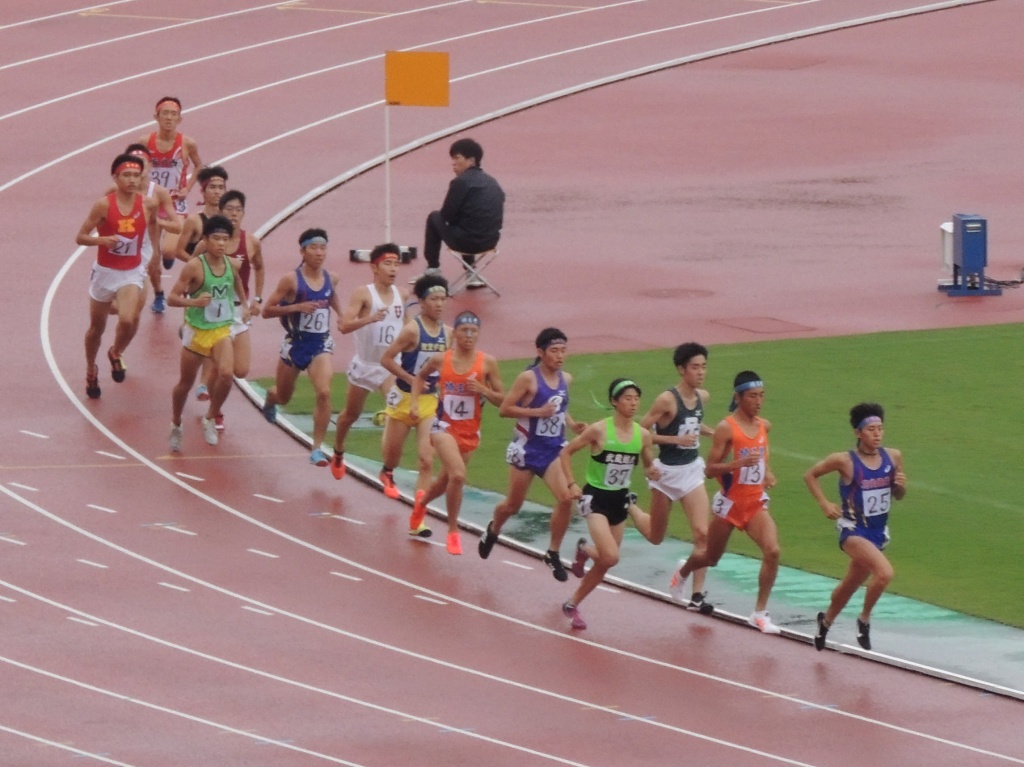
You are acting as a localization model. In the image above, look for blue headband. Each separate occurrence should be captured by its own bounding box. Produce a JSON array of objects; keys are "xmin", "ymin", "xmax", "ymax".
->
[
  {"xmin": 734, "ymin": 380, "xmax": 764, "ymax": 393},
  {"xmin": 301, "ymin": 236, "xmax": 328, "ymax": 248},
  {"xmin": 454, "ymin": 313, "xmax": 481, "ymax": 329},
  {"xmin": 857, "ymin": 415, "xmax": 883, "ymax": 429}
]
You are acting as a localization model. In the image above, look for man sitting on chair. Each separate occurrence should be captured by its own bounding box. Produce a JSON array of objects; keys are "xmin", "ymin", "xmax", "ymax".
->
[{"xmin": 421, "ymin": 137, "xmax": 504, "ymax": 289}]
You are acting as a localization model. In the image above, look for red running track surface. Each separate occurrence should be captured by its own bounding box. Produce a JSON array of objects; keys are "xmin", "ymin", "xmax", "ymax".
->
[{"xmin": 0, "ymin": 1, "xmax": 1021, "ymax": 764}]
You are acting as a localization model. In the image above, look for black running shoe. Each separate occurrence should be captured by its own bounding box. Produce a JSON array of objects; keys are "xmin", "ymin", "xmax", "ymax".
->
[
  {"xmin": 478, "ymin": 521, "xmax": 497, "ymax": 559},
  {"xmin": 543, "ymin": 550, "xmax": 568, "ymax": 582},
  {"xmin": 814, "ymin": 611, "xmax": 829, "ymax": 651},
  {"xmin": 856, "ymin": 618, "xmax": 871, "ymax": 650},
  {"xmin": 689, "ymin": 592, "xmax": 715, "ymax": 616}
]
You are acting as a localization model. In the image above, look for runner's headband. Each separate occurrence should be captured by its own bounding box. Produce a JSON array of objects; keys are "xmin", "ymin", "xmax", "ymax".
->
[
  {"xmin": 857, "ymin": 415, "xmax": 883, "ymax": 430},
  {"xmin": 734, "ymin": 380, "xmax": 764, "ymax": 393},
  {"xmin": 371, "ymin": 251, "xmax": 400, "ymax": 264},
  {"xmin": 206, "ymin": 224, "xmax": 232, "ymax": 236},
  {"xmin": 301, "ymin": 236, "xmax": 328, "ymax": 248},
  {"xmin": 114, "ymin": 160, "xmax": 143, "ymax": 175},
  {"xmin": 156, "ymin": 99, "xmax": 180, "ymax": 113},
  {"xmin": 454, "ymin": 312, "xmax": 481, "ymax": 329},
  {"xmin": 425, "ymin": 285, "xmax": 448, "ymax": 296},
  {"xmin": 611, "ymin": 379, "xmax": 638, "ymax": 398},
  {"xmin": 539, "ymin": 335, "xmax": 567, "ymax": 350}
]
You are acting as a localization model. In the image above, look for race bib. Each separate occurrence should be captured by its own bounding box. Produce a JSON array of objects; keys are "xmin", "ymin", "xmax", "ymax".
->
[
  {"xmin": 203, "ymin": 298, "xmax": 232, "ymax": 323},
  {"xmin": 603, "ymin": 463, "xmax": 634, "ymax": 489},
  {"xmin": 711, "ymin": 491, "xmax": 733, "ymax": 520},
  {"xmin": 109, "ymin": 234, "xmax": 139, "ymax": 257},
  {"xmin": 299, "ymin": 307, "xmax": 329, "ymax": 334},
  {"xmin": 861, "ymin": 487, "xmax": 891, "ymax": 517},
  {"xmin": 678, "ymin": 416, "xmax": 700, "ymax": 448},
  {"xmin": 535, "ymin": 412, "xmax": 565, "ymax": 438},
  {"xmin": 738, "ymin": 458, "xmax": 765, "ymax": 485},
  {"xmin": 442, "ymin": 393, "xmax": 475, "ymax": 422}
]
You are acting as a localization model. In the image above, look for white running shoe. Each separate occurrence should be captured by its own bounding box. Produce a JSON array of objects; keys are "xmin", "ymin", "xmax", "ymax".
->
[
  {"xmin": 201, "ymin": 417, "xmax": 218, "ymax": 446},
  {"xmin": 748, "ymin": 610, "xmax": 782, "ymax": 635},
  {"xmin": 668, "ymin": 558, "xmax": 689, "ymax": 602},
  {"xmin": 169, "ymin": 424, "xmax": 183, "ymax": 453}
]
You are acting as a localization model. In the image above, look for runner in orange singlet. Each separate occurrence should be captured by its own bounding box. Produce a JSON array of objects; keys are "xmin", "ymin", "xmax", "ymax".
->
[
  {"xmin": 670, "ymin": 370, "xmax": 783, "ymax": 635},
  {"xmin": 409, "ymin": 311, "xmax": 504, "ymax": 553}
]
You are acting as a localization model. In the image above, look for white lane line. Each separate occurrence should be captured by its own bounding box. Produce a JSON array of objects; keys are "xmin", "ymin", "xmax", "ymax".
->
[
  {"xmin": 0, "ymin": 722, "xmax": 135, "ymax": 766},
  {"xmin": 18, "ymin": 430, "xmax": 48, "ymax": 439},
  {"xmin": 77, "ymin": 559, "xmax": 108, "ymax": 569},
  {"xmin": 95, "ymin": 450, "xmax": 126, "ymax": 460},
  {"xmin": 596, "ymin": 585, "xmax": 620, "ymax": 594},
  {"xmin": 67, "ymin": 616, "xmax": 99, "ymax": 627},
  {"xmin": 0, "ymin": 0, "xmax": 473, "ymax": 123},
  {"xmin": 174, "ymin": 472, "xmax": 205, "ymax": 482},
  {"xmin": 415, "ymin": 595, "xmax": 448, "ymax": 606},
  {"xmin": 253, "ymin": 493, "xmax": 283, "ymax": 503},
  {"xmin": 164, "ymin": 526, "xmax": 197, "ymax": 537},
  {"xmin": 158, "ymin": 582, "xmax": 191, "ymax": 593},
  {"xmin": 503, "ymin": 561, "xmax": 533, "ymax": 571},
  {"xmin": 0, "ymin": 595, "xmax": 16, "ymax": 603},
  {"xmin": 87, "ymin": 504, "xmax": 118, "ymax": 513},
  {"xmin": 247, "ymin": 548, "xmax": 279, "ymax": 559},
  {"xmin": 0, "ymin": 0, "xmax": 137, "ymax": 31},
  {"xmin": 0, "ymin": 1, "xmax": 291, "ymax": 73},
  {"xmin": 0, "ymin": 654, "xmax": 368, "ymax": 766},
  {"xmin": 0, "ymin": 535, "xmax": 26, "ymax": 546},
  {"xmin": 7, "ymin": 482, "xmax": 37, "ymax": 492},
  {"xmin": 330, "ymin": 572, "xmax": 363, "ymax": 582},
  {"xmin": 330, "ymin": 515, "xmax": 366, "ymax": 525},
  {"xmin": 241, "ymin": 605, "xmax": 274, "ymax": 616}
]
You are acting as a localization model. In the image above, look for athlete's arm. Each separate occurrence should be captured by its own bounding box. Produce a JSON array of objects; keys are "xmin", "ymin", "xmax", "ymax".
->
[
  {"xmin": 259, "ymin": 273, "xmax": 299, "ymax": 319},
  {"xmin": 497, "ymin": 370, "xmax": 540, "ymax": 418},
  {"xmin": 227, "ymin": 257, "xmax": 250, "ymax": 323},
  {"xmin": 177, "ymin": 136, "xmax": 203, "ymax": 201},
  {"xmin": 477, "ymin": 355, "xmax": 505, "ymax": 407},
  {"xmin": 153, "ymin": 188, "xmax": 181, "ymax": 233},
  {"xmin": 174, "ymin": 215, "xmax": 199, "ymax": 261},
  {"xmin": 166, "ymin": 260, "xmax": 208, "ymax": 308},
  {"xmin": 248, "ymin": 235, "xmax": 265, "ymax": 316},
  {"xmin": 640, "ymin": 426, "xmax": 661, "ymax": 482},
  {"xmin": 74, "ymin": 199, "xmax": 115, "ymax": 248},
  {"xmin": 703, "ymin": 420, "xmax": 740, "ymax": 479},
  {"xmin": 890, "ymin": 448, "xmax": 907, "ymax": 500},
  {"xmin": 804, "ymin": 452, "xmax": 849, "ymax": 520},
  {"xmin": 379, "ymin": 321, "xmax": 419, "ymax": 385},
  {"xmin": 338, "ymin": 286, "xmax": 379, "ymax": 334},
  {"xmin": 409, "ymin": 353, "xmax": 443, "ymax": 422}
]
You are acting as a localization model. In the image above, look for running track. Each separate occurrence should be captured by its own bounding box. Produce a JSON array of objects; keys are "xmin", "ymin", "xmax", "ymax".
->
[{"xmin": 1, "ymin": 1, "xmax": 1021, "ymax": 764}]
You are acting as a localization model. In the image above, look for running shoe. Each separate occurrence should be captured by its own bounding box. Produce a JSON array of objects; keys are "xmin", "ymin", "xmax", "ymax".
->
[
  {"xmin": 309, "ymin": 448, "xmax": 329, "ymax": 467},
  {"xmin": 668, "ymin": 558, "xmax": 689, "ymax": 602},
  {"xmin": 371, "ymin": 410, "xmax": 387, "ymax": 427},
  {"xmin": 748, "ymin": 610, "xmax": 782, "ymax": 635},
  {"xmin": 261, "ymin": 399, "xmax": 276, "ymax": 423},
  {"xmin": 408, "ymin": 522, "xmax": 432, "ymax": 538},
  {"xmin": 478, "ymin": 521, "xmax": 497, "ymax": 559},
  {"xmin": 169, "ymin": 424, "xmax": 183, "ymax": 453},
  {"xmin": 86, "ymin": 369, "xmax": 101, "ymax": 400},
  {"xmin": 814, "ymin": 611, "xmax": 830, "ymax": 651},
  {"xmin": 201, "ymin": 416, "xmax": 218, "ymax": 446},
  {"xmin": 570, "ymin": 538, "xmax": 588, "ymax": 579},
  {"xmin": 151, "ymin": 292, "xmax": 166, "ymax": 313},
  {"xmin": 196, "ymin": 384, "xmax": 210, "ymax": 401},
  {"xmin": 446, "ymin": 531, "xmax": 462, "ymax": 555},
  {"xmin": 543, "ymin": 550, "xmax": 569, "ymax": 582},
  {"xmin": 379, "ymin": 469, "xmax": 400, "ymax": 499},
  {"xmin": 330, "ymin": 451, "xmax": 346, "ymax": 480},
  {"xmin": 561, "ymin": 601, "xmax": 587, "ymax": 630},
  {"xmin": 856, "ymin": 618, "xmax": 871, "ymax": 650},
  {"xmin": 214, "ymin": 413, "xmax": 225, "ymax": 432},
  {"xmin": 107, "ymin": 348, "xmax": 126, "ymax": 383},
  {"xmin": 409, "ymin": 490, "xmax": 428, "ymax": 531},
  {"xmin": 465, "ymin": 275, "xmax": 487, "ymax": 289},
  {"xmin": 688, "ymin": 592, "xmax": 715, "ymax": 616}
]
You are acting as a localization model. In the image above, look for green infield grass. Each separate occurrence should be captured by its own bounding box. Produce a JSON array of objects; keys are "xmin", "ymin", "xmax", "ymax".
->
[{"xmin": 255, "ymin": 323, "xmax": 1023, "ymax": 628}]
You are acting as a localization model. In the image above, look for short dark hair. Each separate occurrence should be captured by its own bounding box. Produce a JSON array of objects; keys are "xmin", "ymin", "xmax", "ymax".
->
[
  {"xmin": 414, "ymin": 273, "xmax": 449, "ymax": 300},
  {"xmin": 536, "ymin": 327, "xmax": 568, "ymax": 349},
  {"xmin": 155, "ymin": 96, "xmax": 182, "ymax": 112},
  {"xmin": 218, "ymin": 190, "xmax": 246, "ymax": 210},
  {"xmin": 850, "ymin": 402, "xmax": 884, "ymax": 429},
  {"xmin": 202, "ymin": 214, "xmax": 234, "ymax": 238},
  {"xmin": 197, "ymin": 166, "xmax": 228, "ymax": 185},
  {"xmin": 673, "ymin": 342, "xmax": 708, "ymax": 368},
  {"xmin": 298, "ymin": 228, "xmax": 328, "ymax": 246},
  {"xmin": 608, "ymin": 377, "xmax": 641, "ymax": 401},
  {"xmin": 123, "ymin": 142, "xmax": 150, "ymax": 156},
  {"xmin": 369, "ymin": 242, "xmax": 402, "ymax": 263},
  {"xmin": 110, "ymin": 153, "xmax": 144, "ymax": 175},
  {"xmin": 449, "ymin": 138, "xmax": 483, "ymax": 165},
  {"xmin": 733, "ymin": 370, "xmax": 762, "ymax": 389}
]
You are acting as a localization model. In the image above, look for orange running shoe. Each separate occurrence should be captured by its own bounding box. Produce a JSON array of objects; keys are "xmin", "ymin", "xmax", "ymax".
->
[
  {"xmin": 409, "ymin": 490, "xmax": 427, "ymax": 530},
  {"xmin": 446, "ymin": 531, "xmax": 462, "ymax": 555},
  {"xmin": 379, "ymin": 468, "xmax": 399, "ymax": 499},
  {"xmin": 330, "ymin": 452, "xmax": 346, "ymax": 480}
]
